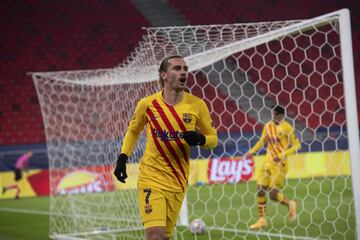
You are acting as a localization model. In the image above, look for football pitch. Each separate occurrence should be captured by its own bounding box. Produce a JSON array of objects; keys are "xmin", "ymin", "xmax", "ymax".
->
[{"xmin": 0, "ymin": 177, "xmax": 356, "ymax": 240}]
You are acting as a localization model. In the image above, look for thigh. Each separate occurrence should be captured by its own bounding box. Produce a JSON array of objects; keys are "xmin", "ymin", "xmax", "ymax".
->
[
  {"xmin": 138, "ymin": 187, "xmax": 167, "ymax": 229},
  {"xmin": 257, "ymin": 165, "xmax": 270, "ymax": 188},
  {"xmin": 268, "ymin": 161, "xmax": 288, "ymax": 189},
  {"xmin": 164, "ymin": 191, "xmax": 185, "ymax": 238}
]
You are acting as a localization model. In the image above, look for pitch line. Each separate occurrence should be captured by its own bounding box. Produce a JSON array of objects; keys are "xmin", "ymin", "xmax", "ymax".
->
[
  {"xmin": 0, "ymin": 207, "xmax": 139, "ymax": 223},
  {"xmin": 201, "ymin": 226, "xmax": 325, "ymax": 240},
  {"xmin": 0, "ymin": 207, "xmax": 50, "ymax": 216}
]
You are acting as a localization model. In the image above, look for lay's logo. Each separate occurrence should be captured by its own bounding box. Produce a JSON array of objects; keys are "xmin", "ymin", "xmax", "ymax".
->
[{"xmin": 208, "ymin": 157, "xmax": 254, "ymax": 184}]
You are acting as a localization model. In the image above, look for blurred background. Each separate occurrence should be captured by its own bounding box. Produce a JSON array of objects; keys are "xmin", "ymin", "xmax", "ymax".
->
[
  {"xmin": 0, "ymin": 0, "xmax": 359, "ymax": 239},
  {"xmin": 0, "ymin": 0, "xmax": 359, "ymax": 172}
]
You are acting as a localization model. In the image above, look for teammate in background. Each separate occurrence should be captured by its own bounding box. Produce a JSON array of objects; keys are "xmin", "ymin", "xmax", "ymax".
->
[
  {"xmin": 114, "ymin": 55, "xmax": 218, "ymax": 240},
  {"xmin": 2, "ymin": 151, "xmax": 33, "ymax": 199},
  {"xmin": 244, "ymin": 106, "xmax": 301, "ymax": 229}
]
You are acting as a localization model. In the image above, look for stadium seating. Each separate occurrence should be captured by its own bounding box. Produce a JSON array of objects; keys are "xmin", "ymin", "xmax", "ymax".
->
[
  {"xmin": 1, "ymin": 0, "xmax": 358, "ymax": 144},
  {"xmin": 170, "ymin": 0, "xmax": 359, "ymax": 129},
  {"xmin": 0, "ymin": 0, "xmax": 149, "ymax": 144},
  {"xmin": 187, "ymin": 73, "xmax": 259, "ymax": 133}
]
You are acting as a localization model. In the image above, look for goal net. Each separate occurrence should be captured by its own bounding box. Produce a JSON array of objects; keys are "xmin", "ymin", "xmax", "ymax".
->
[{"xmin": 32, "ymin": 9, "xmax": 359, "ymax": 240}]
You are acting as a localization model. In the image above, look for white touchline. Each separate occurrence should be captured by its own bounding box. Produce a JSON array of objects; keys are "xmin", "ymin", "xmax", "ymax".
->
[
  {"xmin": 0, "ymin": 207, "xmax": 50, "ymax": 216},
  {"xmin": 0, "ymin": 207, "xmax": 140, "ymax": 223}
]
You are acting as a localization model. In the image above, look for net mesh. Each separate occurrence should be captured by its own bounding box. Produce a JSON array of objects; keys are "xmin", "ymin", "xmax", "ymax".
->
[{"xmin": 32, "ymin": 11, "xmax": 356, "ymax": 240}]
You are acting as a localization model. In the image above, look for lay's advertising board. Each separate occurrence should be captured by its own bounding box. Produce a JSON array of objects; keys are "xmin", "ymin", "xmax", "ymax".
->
[
  {"xmin": 189, "ymin": 150, "xmax": 351, "ymax": 185},
  {"xmin": 0, "ymin": 166, "xmax": 116, "ymax": 199},
  {"xmin": 0, "ymin": 151, "xmax": 351, "ymax": 199},
  {"xmin": 51, "ymin": 165, "xmax": 115, "ymax": 195}
]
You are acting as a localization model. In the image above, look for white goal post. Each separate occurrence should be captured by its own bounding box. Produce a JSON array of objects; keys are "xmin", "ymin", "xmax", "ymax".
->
[{"xmin": 31, "ymin": 9, "xmax": 359, "ymax": 240}]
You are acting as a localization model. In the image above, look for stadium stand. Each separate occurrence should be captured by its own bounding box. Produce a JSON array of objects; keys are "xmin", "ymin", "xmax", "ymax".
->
[
  {"xmin": 0, "ymin": 0, "xmax": 149, "ymax": 145},
  {"xmin": 0, "ymin": 0, "xmax": 358, "ymax": 146},
  {"xmin": 170, "ymin": 0, "xmax": 359, "ymax": 128},
  {"xmin": 187, "ymin": 73, "xmax": 259, "ymax": 133}
]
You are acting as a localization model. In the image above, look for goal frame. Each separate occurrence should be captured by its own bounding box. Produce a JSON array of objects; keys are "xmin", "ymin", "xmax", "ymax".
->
[
  {"xmin": 338, "ymin": 9, "xmax": 360, "ymax": 239},
  {"xmin": 30, "ymin": 8, "xmax": 359, "ymax": 239}
]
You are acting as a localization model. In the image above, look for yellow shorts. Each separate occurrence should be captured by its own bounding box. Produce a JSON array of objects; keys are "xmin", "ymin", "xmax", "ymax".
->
[
  {"xmin": 138, "ymin": 185, "xmax": 185, "ymax": 238},
  {"xmin": 257, "ymin": 159, "xmax": 288, "ymax": 189}
]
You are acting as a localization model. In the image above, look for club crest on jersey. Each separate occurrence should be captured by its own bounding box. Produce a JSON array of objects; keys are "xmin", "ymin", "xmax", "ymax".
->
[
  {"xmin": 145, "ymin": 204, "xmax": 152, "ymax": 214},
  {"xmin": 183, "ymin": 113, "xmax": 192, "ymax": 123}
]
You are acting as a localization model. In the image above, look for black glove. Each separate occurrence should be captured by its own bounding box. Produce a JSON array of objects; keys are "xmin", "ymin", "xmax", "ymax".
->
[
  {"xmin": 114, "ymin": 153, "xmax": 128, "ymax": 183},
  {"xmin": 183, "ymin": 131, "xmax": 206, "ymax": 146}
]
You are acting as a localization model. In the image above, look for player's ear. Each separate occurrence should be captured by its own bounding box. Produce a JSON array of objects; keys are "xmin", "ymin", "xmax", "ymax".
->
[{"xmin": 160, "ymin": 71, "xmax": 166, "ymax": 81}]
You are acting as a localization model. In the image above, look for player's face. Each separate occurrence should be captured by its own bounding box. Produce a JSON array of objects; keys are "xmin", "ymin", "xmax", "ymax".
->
[
  {"xmin": 163, "ymin": 58, "xmax": 188, "ymax": 91},
  {"xmin": 273, "ymin": 111, "xmax": 284, "ymax": 124}
]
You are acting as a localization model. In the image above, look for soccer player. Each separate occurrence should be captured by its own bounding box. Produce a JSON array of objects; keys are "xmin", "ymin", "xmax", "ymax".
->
[
  {"xmin": 114, "ymin": 55, "xmax": 218, "ymax": 240},
  {"xmin": 2, "ymin": 151, "xmax": 33, "ymax": 199},
  {"xmin": 244, "ymin": 106, "xmax": 301, "ymax": 229}
]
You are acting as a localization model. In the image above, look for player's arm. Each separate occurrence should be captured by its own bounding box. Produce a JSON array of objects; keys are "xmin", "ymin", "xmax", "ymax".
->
[
  {"xmin": 120, "ymin": 100, "xmax": 147, "ymax": 156},
  {"xmin": 280, "ymin": 126, "xmax": 301, "ymax": 158},
  {"xmin": 247, "ymin": 124, "xmax": 268, "ymax": 156},
  {"xmin": 114, "ymin": 99, "xmax": 147, "ymax": 183},
  {"xmin": 183, "ymin": 100, "xmax": 218, "ymax": 149}
]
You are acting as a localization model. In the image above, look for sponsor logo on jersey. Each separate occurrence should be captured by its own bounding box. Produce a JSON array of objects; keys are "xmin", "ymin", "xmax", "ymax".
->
[
  {"xmin": 152, "ymin": 129, "xmax": 184, "ymax": 141},
  {"xmin": 208, "ymin": 157, "xmax": 254, "ymax": 184}
]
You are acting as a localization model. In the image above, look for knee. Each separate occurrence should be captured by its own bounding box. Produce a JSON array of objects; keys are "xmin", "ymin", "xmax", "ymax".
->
[
  {"xmin": 257, "ymin": 187, "xmax": 266, "ymax": 197},
  {"xmin": 147, "ymin": 233, "xmax": 163, "ymax": 240},
  {"xmin": 146, "ymin": 227, "xmax": 166, "ymax": 240},
  {"xmin": 269, "ymin": 189, "xmax": 278, "ymax": 200}
]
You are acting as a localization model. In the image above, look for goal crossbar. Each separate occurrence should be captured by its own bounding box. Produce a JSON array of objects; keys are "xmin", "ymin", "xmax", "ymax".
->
[{"xmin": 31, "ymin": 10, "xmax": 345, "ymax": 86}]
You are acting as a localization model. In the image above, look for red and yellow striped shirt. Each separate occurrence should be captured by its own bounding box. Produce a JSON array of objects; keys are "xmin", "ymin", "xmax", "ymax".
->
[
  {"xmin": 121, "ymin": 91, "xmax": 217, "ymax": 192},
  {"xmin": 249, "ymin": 120, "xmax": 301, "ymax": 162}
]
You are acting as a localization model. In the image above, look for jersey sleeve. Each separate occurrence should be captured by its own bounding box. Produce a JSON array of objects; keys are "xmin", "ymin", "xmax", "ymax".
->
[
  {"xmin": 281, "ymin": 124, "xmax": 301, "ymax": 158},
  {"xmin": 248, "ymin": 123, "xmax": 268, "ymax": 155},
  {"xmin": 120, "ymin": 99, "xmax": 148, "ymax": 156},
  {"xmin": 197, "ymin": 100, "xmax": 218, "ymax": 149}
]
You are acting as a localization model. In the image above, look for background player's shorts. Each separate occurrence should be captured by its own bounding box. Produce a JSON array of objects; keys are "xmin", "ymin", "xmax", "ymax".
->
[
  {"xmin": 257, "ymin": 160, "xmax": 288, "ymax": 189},
  {"xmin": 138, "ymin": 185, "xmax": 185, "ymax": 238},
  {"xmin": 14, "ymin": 169, "xmax": 22, "ymax": 181}
]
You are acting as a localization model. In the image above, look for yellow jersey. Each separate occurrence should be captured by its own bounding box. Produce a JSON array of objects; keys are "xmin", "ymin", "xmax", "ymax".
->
[
  {"xmin": 121, "ymin": 91, "xmax": 218, "ymax": 192},
  {"xmin": 249, "ymin": 120, "xmax": 301, "ymax": 162}
]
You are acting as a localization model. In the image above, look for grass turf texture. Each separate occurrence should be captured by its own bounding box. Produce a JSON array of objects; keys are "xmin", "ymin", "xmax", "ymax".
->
[{"xmin": 0, "ymin": 177, "xmax": 355, "ymax": 239}]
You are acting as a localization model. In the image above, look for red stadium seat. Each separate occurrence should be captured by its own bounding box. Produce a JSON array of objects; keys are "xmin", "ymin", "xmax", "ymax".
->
[{"xmin": 0, "ymin": 0, "xmax": 150, "ymax": 144}]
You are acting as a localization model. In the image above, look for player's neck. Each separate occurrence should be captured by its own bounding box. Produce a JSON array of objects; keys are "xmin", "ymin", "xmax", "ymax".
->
[
  {"xmin": 162, "ymin": 88, "xmax": 184, "ymax": 105},
  {"xmin": 273, "ymin": 119, "xmax": 283, "ymax": 125},
  {"xmin": 273, "ymin": 119, "xmax": 284, "ymax": 125}
]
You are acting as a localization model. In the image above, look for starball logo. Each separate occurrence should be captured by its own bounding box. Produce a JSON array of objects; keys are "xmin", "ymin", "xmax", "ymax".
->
[
  {"xmin": 56, "ymin": 170, "xmax": 105, "ymax": 195},
  {"xmin": 152, "ymin": 129, "xmax": 184, "ymax": 141}
]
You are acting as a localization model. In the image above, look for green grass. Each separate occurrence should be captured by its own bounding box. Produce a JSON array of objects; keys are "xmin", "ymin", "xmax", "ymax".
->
[
  {"xmin": 178, "ymin": 177, "xmax": 356, "ymax": 240},
  {"xmin": 0, "ymin": 197, "xmax": 49, "ymax": 240},
  {"xmin": 0, "ymin": 177, "xmax": 356, "ymax": 240}
]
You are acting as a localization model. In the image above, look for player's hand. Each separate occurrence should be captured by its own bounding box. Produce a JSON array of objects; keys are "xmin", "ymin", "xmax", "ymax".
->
[
  {"xmin": 114, "ymin": 153, "xmax": 128, "ymax": 183},
  {"xmin": 243, "ymin": 152, "xmax": 252, "ymax": 160},
  {"xmin": 183, "ymin": 131, "xmax": 206, "ymax": 146}
]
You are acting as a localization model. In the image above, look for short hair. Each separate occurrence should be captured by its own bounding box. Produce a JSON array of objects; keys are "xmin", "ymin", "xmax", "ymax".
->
[
  {"xmin": 158, "ymin": 55, "xmax": 184, "ymax": 88},
  {"xmin": 273, "ymin": 105, "xmax": 285, "ymax": 115}
]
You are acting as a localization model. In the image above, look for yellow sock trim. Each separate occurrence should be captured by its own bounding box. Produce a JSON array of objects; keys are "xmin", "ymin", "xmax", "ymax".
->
[
  {"xmin": 256, "ymin": 196, "xmax": 266, "ymax": 204},
  {"xmin": 256, "ymin": 196, "xmax": 266, "ymax": 217}
]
